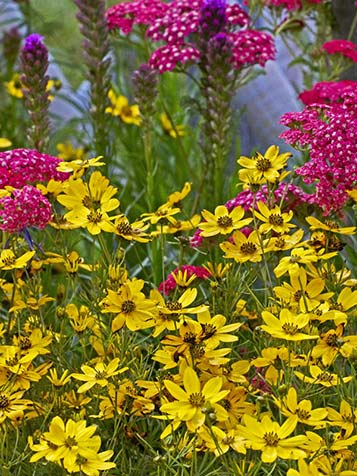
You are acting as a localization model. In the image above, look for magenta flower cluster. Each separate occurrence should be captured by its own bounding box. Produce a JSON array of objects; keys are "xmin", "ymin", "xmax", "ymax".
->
[
  {"xmin": 259, "ymin": 0, "xmax": 323, "ymax": 10},
  {"xmin": 299, "ymin": 80, "xmax": 357, "ymax": 105},
  {"xmin": 0, "ymin": 186, "xmax": 52, "ymax": 233},
  {"xmin": 106, "ymin": 0, "xmax": 275, "ymax": 73},
  {"xmin": 158, "ymin": 265, "xmax": 211, "ymax": 294},
  {"xmin": 0, "ymin": 149, "xmax": 69, "ymax": 233},
  {"xmin": 0, "ymin": 148, "xmax": 69, "ymax": 188},
  {"xmin": 322, "ymin": 39, "xmax": 357, "ymax": 63},
  {"xmin": 280, "ymin": 86, "xmax": 357, "ymax": 213}
]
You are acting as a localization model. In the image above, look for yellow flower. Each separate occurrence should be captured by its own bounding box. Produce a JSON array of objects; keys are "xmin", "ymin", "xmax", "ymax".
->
[
  {"xmin": 306, "ymin": 216, "xmax": 355, "ymax": 235},
  {"xmin": 294, "ymin": 365, "xmax": 353, "ymax": 387},
  {"xmin": 56, "ymin": 142, "xmax": 87, "ymax": 161},
  {"xmin": 311, "ymin": 325, "xmax": 357, "ymax": 366},
  {"xmin": 47, "ymin": 369, "xmax": 72, "ymax": 387},
  {"xmin": 199, "ymin": 205, "xmax": 252, "ymax": 237},
  {"xmin": 0, "ymin": 249, "xmax": 35, "ymax": 270},
  {"xmin": 4, "ymin": 73, "xmax": 23, "ymax": 98},
  {"xmin": 0, "ymin": 388, "xmax": 31, "ymax": 424},
  {"xmin": 0, "ymin": 138, "xmax": 12, "ymax": 148},
  {"xmin": 198, "ymin": 425, "xmax": 246, "ymax": 456},
  {"xmin": 71, "ymin": 358, "xmax": 127, "ymax": 393},
  {"xmin": 160, "ymin": 366, "xmax": 229, "ymax": 433},
  {"xmin": 273, "ymin": 387, "xmax": 327, "ymax": 428},
  {"xmin": 197, "ymin": 310, "xmax": 242, "ymax": 349},
  {"xmin": 253, "ymin": 201, "xmax": 295, "ymax": 235},
  {"xmin": 287, "ymin": 459, "xmax": 325, "ymax": 476},
  {"xmin": 238, "ymin": 145, "xmax": 291, "ymax": 183},
  {"xmin": 141, "ymin": 203, "xmax": 181, "ymax": 224},
  {"xmin": 105, "ymin": 89, "xmax": 141, "ymax": 125},
  {"xmin": 101, "ymin": 278, "xmax": 157, "ymax": 332},
  {"xmin": 274, "ymin": 248, "xmax": 336, "ymax": 278},
  {"xmin": 263, "ymin": 229, "xmax": 304, "ymax": 252},
  {"xmin": 160, "ymin": 113, "xmax": 185, "ymax": 138},
  {"xmin": 327, "ymin": 400, "xmax": 357, "ymax": 438},
  {"xmin": 57, "ymin": 156, "xmax": 105, "ymax": 176},
  {"xmin": 13, "ymin": 328, "xmax": 52, "ymax": 358},
  {"xmin": 152, "ymin": 214, "xmax": 201, "ymax": 235},
  {"xmin": 65, "ymin": 304, "xmax": 97, "ymax": 334},
  {"xmin": 237, "ymin": 414, "xmax": 307, "ymax": 463},
  {"xmin": 110, "ymin": 215, "xmax": 151, "ymax": 242},
  {"xmin": 220, "ymin": 230, "xmax": 263, "ymax": 263},
  {"xmin": 261, "ymin": 308, "xmax": 318, "ymax": 341}
]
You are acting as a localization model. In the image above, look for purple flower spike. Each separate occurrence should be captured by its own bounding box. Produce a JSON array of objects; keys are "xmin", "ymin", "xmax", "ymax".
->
[{"xmin": 199, "ymin": 0, "xmax": 227, "ymax": 38}]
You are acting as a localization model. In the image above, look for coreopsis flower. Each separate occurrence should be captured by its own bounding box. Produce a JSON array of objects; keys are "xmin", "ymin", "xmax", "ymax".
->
[
  {"xmin": 273, "ymin": 247, "xmax": 336, "ymax": 278},
  {"xmin": 56, "ymin": 142, "xmax": 87, "ymax": 161},
  {"xmin": 141, "ymin": 203, "xmax": 180, "ymax": 224},
  {"xmin": 105, "ymin": 89, "xmax": 141, "ymax": 125},
  {"xmin": 157, "ymin": 287, "xmax": 208, "ymax": 323},
  {"xmin": 110, "ymin": 215, "xmax": 150, "ymax": 242},
  {"xmin": 273, "ymin": 387, "xmax": 327, "ymax": 428},
  {"xmin": 260, "ymin": 308, "xmax": 318, "ymax": 341},
  {"xmin": 160, "ymin": 366, "xmax": 229, "ymax": 433},
  {"xmin": 0, "ymin": 138, "xmax": 12, "ymax": 148},
  {"xmin": 273, "ymin": 268, "xmax": 332, "ymax": 312},
  {"xmin": 13, "ymin": 328, "xmax": 52, "ymax": 358},
  {"xmin": 0, "ymin": 388, "xmax": 32, "ymax": 424},
  {"xmin": 161, "ymin": 113, "xmax": 185, "ymax": 138},
  {"xmin": 287, "ymin": 459, "xmax": 326, "ymax": 476},
  {"xmin": 47, "ymin": 368, "xmax": 72, "ymax": 387},
  {"xmin": 158, "ymin": 265, "xmax": 210, "ymax": 294},
  {"xmin": 238, "ymin": 145, "xmax": 291, "ymax": 183},
  {"xmin": 29, "ymin": 416, "xmax": 115, "ymax": 473},
  {"xmin": 311, "ymin": 325, "xmax": 357, "ymax": 366},
  {"xmin": 306, "ymin": 216, "xmax": 355, "ymax": 235},
  {"xmin": 65, "ymin": 304, "xmax": 97, "ymax": 333},
  {"xmin": 251, "ymin": 347, "xmax": 308, "ymax": 385},
  {"xmin": 100, "ymin": 278, "xmax": 157, "ymax": 332},
  {"xmin": 198, "ymin": 425, "xmax": 246, "ymax": 455},
  {"xmin": 327, "ymin": 400, "xmax": 357, "ymax": 438},
  {"xmin": 165, "ymin": 181, "xmax": 191, "ymax": 207},
  {"xmin": 294, "ymin": 365, "xmax": 353, "ymax": 387},
  {"xmin": 4, "ymin": 73, "xmax": 24, "ymax": 98},
  {"xmin": 0, "ymin": 249, "xmax": 35, "ymax": 270},
  {"xmin": 220, "ymin": 230, "xmax": 263, "ymax": 263},
  {"xmin": 302, "ymin": 431, "xmax": 357, "ymax": 459},
  {"xmin": 253, "ymin": 201, "xmax": 295, "ymax": 235},
  {"xmin": 197, "ymin": 311, "xmax": 241, "ymax": 348},
  {"xmin": 71, "ymin": 358, "xmax": 127, "ymax": 393},
  {"xmin": 237, "ymin": 414, "xmax": 307, "ymax": 463},
  {"xmin": 152, "ymin": 214, "xmax": 201, "ymax": 235},
  {"xmin": 199, "ymin": 205, "xmax": 252, "ymax": 237},
  {"xmin": 57, "ymin": 156, "xmax": 105, "ymax": 176}
]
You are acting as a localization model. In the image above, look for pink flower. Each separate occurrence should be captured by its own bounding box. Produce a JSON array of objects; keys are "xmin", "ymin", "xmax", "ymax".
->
[
  {"xmin": 106, "ymin": 0, "xmax": 168, "ymax": 33},
  {"xmin": 149, "ymin": 43, "xmax": 200, "ymax": 73},
  {"xmin": 0, "ymin": 186, "xmax": 52, "ymax": 233},
  {"xmin": 158, "ymin": 265, "xmax": 211, "ymax": 294},
  {"xmin": 0, "ymin": 149, "xmax": 69, "ymax": 188},
  {"xmin": 322, "ymin": 39, "xmax": 357, "ymax": 62},
  {"xmin": 230, "ymin": 30, "xmax": 275, "ymax": 69},
  {"xmin": 299, "ymin": 80, "xmax": 357, "ymax": 105}
]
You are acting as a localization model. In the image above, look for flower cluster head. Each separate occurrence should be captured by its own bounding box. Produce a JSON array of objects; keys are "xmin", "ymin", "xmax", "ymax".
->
[
  {"xmin": 322, "ymin": 39, "xmax": 357, "ymax": 63},
  {"xmin": 299, "ymin": 80, "xmax": 357, "ymax": 105},
  {"xmin": 259, "ymin": 0, "xmax": 323, "ymax": 10},
  {"xmin": 159, "ymin": 265, "xmax": 211, "ymax": 294},
  {"xmin": 106, "ymin": 0, "xmax": 275, "ymax": 73},
  {"xmin": 21, "ymin": 34, "xmax": 48, "ymax": 76},
  {"xmin": 0, "ymin": 149, "xmax": 69, "ymax": 188},
  {"xmin": 0, "ymin": 185, "xmax": 52, "ymax": 233},
  {"xmin": 280, "ymin": 87, "xmax": 357, "ymax": 213}
]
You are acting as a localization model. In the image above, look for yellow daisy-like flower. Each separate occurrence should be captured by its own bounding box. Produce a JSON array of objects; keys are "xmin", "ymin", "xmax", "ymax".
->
[
  {"xmin": 161, "ymin": 113, "xmax": 185, "ymax": 138},
  {"xmin": 327, "ymin": 400, "xmax": 357, "ymax": 438},
  {"xmin": 0, "ymin": 388, "xmax": 31, "ymax": 424},
  {"xmin": 220, "ymin": 230, "xmax": 263, "ymax": 263},
  {"xmin": 237, "ymin": 414, "xmax": 307, "ymax": 463},
  {"xmin": 306, "ymin": 216, "xmax": 355, "ymax": 235},
  {"xmin": 294, "ymin": 365, "xmax": 353, "ymax": 387},
  {"xmin": 273, "ymin": 387, "xmax": 327, "ymax": 428},
  {"xmin": 311, "ymin": 324, "xmax": 357, "ymax": 366},
  {"xmin": 141, "ymin": 204, "xmax": 181, "ymax": 224},
  {"xmin": 197, "ymin": 310, "xmax": 242, "ymax": 349},
  {"xmin": 199, "ymin": 205, "xmax": 252, "ymax": 237},
  {"xmin": 47, "ymin": 368, "xmax": 72, "ymax": 387},
  {"xmin": 71, "ymin": 358, "xmax": 127, "ymax": 393},
  {"xmin": 274, "ymin": 247, "xmax": 336, "ymax": 278},
  {"xmin": 261, "ymin": 308, "xmax": 318, "ymax": 341},
  {"xmin": 110, "ymin": 214, "xmax": 150, "ymax": 242},
  {"xmin": 253, "ymin": 201, "xmax": 295, "ymax": 235},
  {"xmin": 101, "ymin": 278, "xmax": 157, "ymax": 332},
  {"xmin": 0, "ymin": 137, "xmax": 12, "ymax": 148},
  {"xmin": 105, "ymin": 89, "xmax": 141, "ymax": 125},
  {"xmin": 199, "ymin": 425, "xmax": 246, "ymax": 456},
  {"xmin": 152, "ymin": 214, "xmax": 201, "ymax": 235},
  {"xmin": 160, "ymin": 366, "xmax": 229, "ymax": 433},
  {"xmin": 0, "ymin": 249, "xmax": 35, "ymax": 270},
  {"xmin": 287, "ymin": 459, "xmax": 325, "ymax": 476},
  {"xmin": 238, "ymin": 145, "xmax": 291, "ymax": 183},
  {"xmin": 263, "ymin": 229, "xmax": 304, "ymax": 252},
  {"xmin": 4, "ymin": 73, "xmax": 24, "ymax": 98},
  {"xmin": 56, "ymin": 142, "xmax": 87, "ymax": 161}
]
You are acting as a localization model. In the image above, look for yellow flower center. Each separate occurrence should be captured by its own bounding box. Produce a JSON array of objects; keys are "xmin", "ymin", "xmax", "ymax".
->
[
  {"xmin": 256, "ymin": 157, "xmax": 272, "ymax": 172},
  {"xmin": 217, "ymin": 216, "xmax": 233, "ymax": 228},
  {"xmin": 188, "ymin": 392, "xmax": 205, "ymax": 407},
  {"xmin": 325, "ymin": 220, "xmax": 338, "ymax": 230},
  {"xmin": 325, "ymin": 333, "xmax": 339, "ymax": 347},
  {"xmin": 269, "ymin": 213, "xmax": 284, "ymax": 226},
  {"xmin": 263, "ymin": 431, "xmax": 280, "ymax": 446},
  {"xmin": 274, "ymin": 237, "xmax": 286, "ymax": 249},
  {"xmin": 281, "ymin": 323, "xmax": 299, "ymax": 335},
  {"xmin": 2, "ymin": 256, "xmax": 16, "ymax": 266},
  {"xmin": 95, "ymin": 370, "xmax": 107, "ymax": 379},
  {"xmin": 222, "ymin": 436, "xmax": 234, "ymax": 445},
  {"xmin": 6, "ymin": 355, "xmax": 19, "ymax": 366},
  {"xmin": 87, "ymin": 210, "xmax": 103, "ymax": 224},
  {"xmin": 296, "ymin": 408, "xmax": 311, "ymax": 420},
  {"xmin": 121, "ymin": 300, "xmax": 136, "ymax": 314},
  {"xmin": 240, "ymin": 242, "xmax": 257, "ymax": 254},
  {"xmin": 222, "ymin": 399, "xmax": 231, "ymax": 410},
  {"xmin": 317, "ymin": 372, "xmax": 334, "ymax": 383},
  {"xmin": 117, "ymin": 221, "xmax": 132, "ymax": 235},
  {"xmin": 202, "ymin": 323, "xmax": 216, "ymax": 339},
  {"xmin": 0, "ymin": 394, "xmax": 9, "ymax": 409},
  {"xmin": 167, "ymin": 301, "xmax": 182, "ymax": 311},
  {"xmin": 19, "ymin": 337, "xmax": 32, "ymax": 350},
  {"xmin": 183, "ymin": 332, "xmax": 198, "ymax": 345},
  {"xmin": 293, "ymin": 290, "xmax": 303, "ymax": 302},
  {"xmin": 65, "ymin": 436, "xmax": 78, "ymax": 448}
]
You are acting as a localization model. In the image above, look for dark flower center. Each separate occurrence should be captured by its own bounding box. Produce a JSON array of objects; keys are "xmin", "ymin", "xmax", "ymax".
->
[
  {"xmin": 217, "ymin": 216, "xmax": 233, "ymax": 228},
  {"xmin": 121, "ymin": 300, "xmax": 136, "ymax": 314}
]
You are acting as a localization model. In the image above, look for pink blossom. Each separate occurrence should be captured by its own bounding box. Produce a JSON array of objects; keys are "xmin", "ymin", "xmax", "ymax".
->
[
  {"xmin": 0, "ymin": 186, "xmax": 52, "ymax": 233},
  {"xmin": 322, "ymin": 39, "xmax": 357, "ymax": 62},
  {"xmin": 0, "ymin": 149, "xmax": 69, "ymax": 189},
  {"xmin": 159, "ymin": 265, "xmax": 211, "ymax": 294},
  {"xmin": 299, "ymin": 80, "xmax": 357, "ymax": 105},
  {"xmin": 149, "ymin": 43, "xmax": 200, "ymax": 73},
  {"xmin": 230, "ymin": 30, "xmax": 275, "ymax": 69}
]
